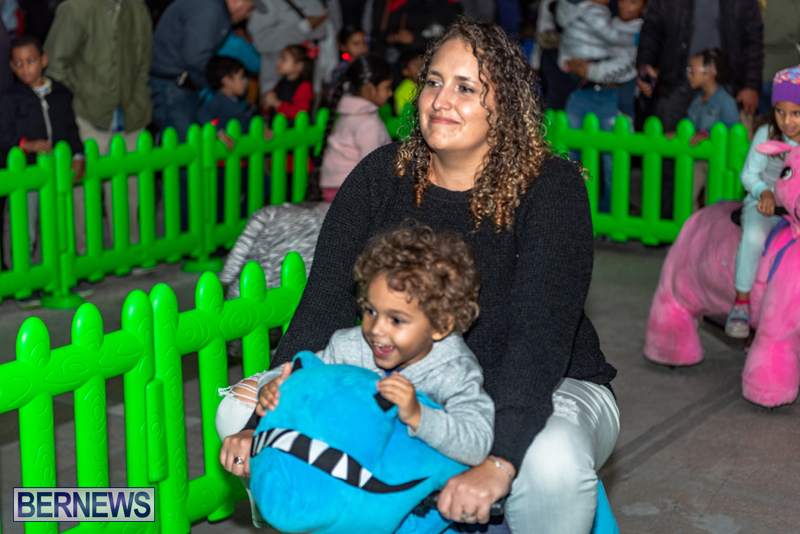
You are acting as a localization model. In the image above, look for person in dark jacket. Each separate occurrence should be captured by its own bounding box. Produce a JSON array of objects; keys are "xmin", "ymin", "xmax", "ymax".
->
[
  {"xmin": 636, "ymin": 0, "xmax": 763, "ymax": 131},
  {"xmin": 149, "ymin": 0, "xmax": 255, "ymax": 142},
  {"xmin": 0, "ymin": 36, "xmax": 83, "ymax": 172},
  {"xmin": 0, "ymin": 36, "xmax": 84, "ymax": 294}
]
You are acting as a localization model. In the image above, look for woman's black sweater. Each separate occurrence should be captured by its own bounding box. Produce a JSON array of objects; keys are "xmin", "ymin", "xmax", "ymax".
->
[{"xmin": 273, "ymin": 143, "xmax": 616, "ymax": 471}]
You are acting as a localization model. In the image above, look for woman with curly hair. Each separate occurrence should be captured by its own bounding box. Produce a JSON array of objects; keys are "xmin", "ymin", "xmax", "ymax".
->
[{"xmin": 217, "ymin": 17, "xmax": 619, "ymax": 533}]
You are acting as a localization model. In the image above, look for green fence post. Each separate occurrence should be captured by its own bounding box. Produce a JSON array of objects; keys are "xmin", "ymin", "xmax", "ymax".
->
[
  {"xmin": 640, "ymin": 116, "xmax": 664, "ymax": 245},
  {"xmin": 222, "ymin": 120, "xmax": 242, "ymax": 227},
  {"xmin": 727, "ymin": 123, "xmax": 750, "ymax": 200},
  {"xmin": 161, "ymin": 127, "xmax": 183, "ymax": 261},
  {"xmin": 193, "ymin": 271, "xmax": 238, "ymax": 522},
  {"xmin": 705, "ymin": 122, "xmax": 729, "ymax": 205},
  {"xmin": 150, "ymin": 283, "xmax": 191, "ymax": 534},
  {"xmin": 82, "ymin": 139, "xmax": 106, "ymax": 273},
  {"xmin": 609, "ymin": 115, "xmax": 633, "ymax": 241},
  {"xmin": 121, "ymin": 289, "xmax": 159, "ymax": 534},
  {"xmin": 136, "ymin": 131, "xmax": 159, "ymax": 270},
  {"xmin": 291, "ymin": 112, "xmax": 310, "ymax": 203},
  {"xmin": 246, "ymin": 116, "xmax": 267, "ymax": 217},
  {"xmin": 41, "ymin": 143, "xmax": 83, "ymax": 309},
  {"xmin": 183, "ymin": 123, "xmax": 223, "ymax": 273},
  {"xmin": 16, "ymin": 317, "xmax": 58, "ymax": 534},
  {"xmin": 7, "ymin": 149, "xmax": 34, "ymax": 297},
  {"xmin": 71, "ymin": 304, "xmax": 111, "ymax": 487},
  {"xmin": 672, "ymin": 119, "xmax": 695, "ymax": 230},
  {"xmin": 269, "ymin": 114, "xmax": 289, "ymax": 204}
]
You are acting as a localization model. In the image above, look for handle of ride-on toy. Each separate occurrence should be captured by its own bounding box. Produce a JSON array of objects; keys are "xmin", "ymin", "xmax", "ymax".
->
[
  {"xmin": 775, "ymin": 207, "xmax": 789, "ymax": 216},
  {"xmin": 414, "ymin": 490, "xmax": 506, "ymax": 517}
]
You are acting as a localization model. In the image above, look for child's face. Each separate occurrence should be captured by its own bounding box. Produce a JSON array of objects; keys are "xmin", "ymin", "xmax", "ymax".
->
[
  {"xmin": 360, "ymin": 274, "xmax": 448, "ymax": 371},
  {"xmin": 775, "ymin": 101, "xmax": 800, "ymax": 143},
  {"xmin": 401, "ymin": 57, "xmax": 423, "ymax": 81},
  {"xmin": 276, "ymin": 50, "xmax": 304, "ymax": 79},
  {"xmin": 617, "ymin": 0, "xmax": 644, "ymax": 21},
  {"xmin": 222, "ymin": 69, "xmax": 248, "ymax": 97},
  {"xmin": 686, "ymin": 56, "xmax": 713, "ymax": 89},
  {"xmin": 10, "ymin": 45, "xmax": 47, "ymax": 87},
  {"xmin": 342, "ymin": 32, "xmax": 369, "ymax": 60},
  {"xmin": 360, "ymin": 79, "xmax": 393, "ymax": 108}
]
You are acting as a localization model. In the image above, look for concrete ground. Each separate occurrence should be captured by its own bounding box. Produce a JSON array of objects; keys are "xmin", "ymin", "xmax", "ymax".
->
[{"xmin": 1, "ymin": 240, "xmax": 799, "ymax": 534}]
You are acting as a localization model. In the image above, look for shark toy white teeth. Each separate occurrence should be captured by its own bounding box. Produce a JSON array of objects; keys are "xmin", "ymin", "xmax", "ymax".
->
[{"xmin": 251, "ymin": 427, "xmax": 427, "ymax": 494}]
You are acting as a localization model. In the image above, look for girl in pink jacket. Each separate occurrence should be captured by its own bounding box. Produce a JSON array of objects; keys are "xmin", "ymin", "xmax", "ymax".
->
[{"xmin": 320, "ymin": 55, "xmax": 393, "ymax": 203}]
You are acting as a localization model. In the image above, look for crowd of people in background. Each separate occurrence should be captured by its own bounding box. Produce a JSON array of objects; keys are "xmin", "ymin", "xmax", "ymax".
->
[{"xmin": 0, "ymin": 0, "xmax": 797, "ymax": 301}]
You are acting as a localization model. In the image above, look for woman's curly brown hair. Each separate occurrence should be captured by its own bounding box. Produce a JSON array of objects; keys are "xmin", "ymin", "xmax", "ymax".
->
[
  {"xmin": 353, "ymin": 225, "xmax": 480, "ymax": 334},
  {"xmin": 395, "ymin": 17, "xmax": 551, "ymax": 232}
]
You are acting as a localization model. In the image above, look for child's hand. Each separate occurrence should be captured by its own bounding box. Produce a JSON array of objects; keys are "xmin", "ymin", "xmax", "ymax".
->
[
  {"xmin": 256, "ymin": 362, "xmax": 292, "ymax": 416},
  {"xmin": 263, "ymin": 127, "xmax": 274, "ymax": 142},
  {"xmin": 377, "ymin": 373, "xmax": 421, "ymax": 430},
  {"xmin": 71, "ymin": 158, "xmax": 86, "ymax": 183},
  {"xmin": 217, "ymin": 131, "xmax": 235, "ymax": 151},
  {"xmin": 22, "ymin": 139, "xmax": 52, "ymax": 154},
  {"xmin": 757, "ymin": 190, "xmax": 777, "ymax": 216},
  {"xmin": 263, "ymin": 91, "xmax": 280, "ymax": 109}
]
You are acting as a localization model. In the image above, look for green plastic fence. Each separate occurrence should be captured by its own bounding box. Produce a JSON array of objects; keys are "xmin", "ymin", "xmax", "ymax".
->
[
  {"xmin": 544, "ymin": 110, "xmax": 750, "ymax": 245},
  {"xmin": 0, "ymin": 110, "xmax": 327, "ymax": 310},
  {"xmin": 0, "ymin": 107, "xmax": 748, "ymax": 309},
  {"xmin": 0, "ymin": 256, "xmax": 306, "ymax": 534}
]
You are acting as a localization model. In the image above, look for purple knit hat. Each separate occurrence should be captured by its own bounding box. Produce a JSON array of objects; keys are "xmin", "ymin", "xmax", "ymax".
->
[{"xmin": 772, "ymin": 65, "xmax": 800, "ymax": 106}]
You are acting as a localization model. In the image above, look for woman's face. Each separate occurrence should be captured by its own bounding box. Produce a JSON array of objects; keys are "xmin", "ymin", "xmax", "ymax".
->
[{"xmin": 418, "ymin": 39, "xmax": 494, "ymax": 162}]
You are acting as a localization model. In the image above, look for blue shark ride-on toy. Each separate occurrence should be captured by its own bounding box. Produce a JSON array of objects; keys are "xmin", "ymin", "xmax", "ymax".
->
[{"xmin": 249, "ymin": 352, "xmax": 619, "ymax": 534}]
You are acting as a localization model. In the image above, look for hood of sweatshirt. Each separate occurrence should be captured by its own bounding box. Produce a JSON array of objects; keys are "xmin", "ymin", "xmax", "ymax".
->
[
  {"xmin": 337, "ymin": 94, "xmax": 380, "ymax": 116},
  {"xmin": 556, "ymin": 0, "xmax": 595, "ymax": 27}
]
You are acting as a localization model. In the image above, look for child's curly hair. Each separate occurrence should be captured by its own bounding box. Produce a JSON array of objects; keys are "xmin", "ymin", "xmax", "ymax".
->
[{"xmin": 353, "ymin": 225, "xmax": 481, "ymax": 335}]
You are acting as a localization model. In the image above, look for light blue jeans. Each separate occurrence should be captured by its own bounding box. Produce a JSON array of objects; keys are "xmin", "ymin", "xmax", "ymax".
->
[
  {"xmin": 566, "ymin": 87, "xmax": 619, "ymax": 213},
  {"xmin": 734, "ymin": 198, "xmax": 784, "ymax": 292}
]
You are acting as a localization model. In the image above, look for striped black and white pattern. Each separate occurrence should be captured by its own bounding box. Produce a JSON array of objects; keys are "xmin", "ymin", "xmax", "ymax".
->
[{"xmin": 251, "ymin": 427, "xmax": 427, "ymax": 494}]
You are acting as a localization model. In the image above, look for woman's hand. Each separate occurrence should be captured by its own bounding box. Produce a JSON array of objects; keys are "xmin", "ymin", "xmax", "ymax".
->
[
  {"xmin": 757, "ymin": 190, "xmax": 776, "ymax": 216},
  {"xmin": 257, "ymin": 362, "xmax": 292, "ymax": 416},
  {"xmin": 437, "ymin": 457, "xmax": 515, "ymax": 524},
  {"xmin": 376, "ymin": 373, "xmax": 421, "ymax": 430},
  {"xmin": 220, "ymin": 429, "xmax": 255, "ymax": 477}
]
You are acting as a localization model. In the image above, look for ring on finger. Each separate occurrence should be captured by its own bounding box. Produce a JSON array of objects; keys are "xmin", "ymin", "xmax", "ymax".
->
[
  {"xmin": 233, "ymin": 457, "xmax": 244, "ymax": 465},
  {"xmin": 461, "ymin": 513, "xmax": 476, "ymax": 521}
]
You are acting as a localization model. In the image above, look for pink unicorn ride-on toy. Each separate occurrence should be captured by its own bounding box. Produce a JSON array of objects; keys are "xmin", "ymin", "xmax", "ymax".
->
[{"xmin": 644, "ymin": 140, "xmax": 800, "ymax": 408}]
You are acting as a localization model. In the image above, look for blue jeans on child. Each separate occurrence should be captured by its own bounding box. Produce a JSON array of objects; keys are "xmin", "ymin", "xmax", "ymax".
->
[
  {"xmin": 734, "ymin": 198, "xmax": 784, "ymax": 293},
  {"xmin": 566, "ymin": 86, "xmax": 619, "ymax": 213}
]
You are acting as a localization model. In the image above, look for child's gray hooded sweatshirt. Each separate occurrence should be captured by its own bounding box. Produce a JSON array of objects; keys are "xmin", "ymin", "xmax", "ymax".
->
[{"xmin": 257, "ymin": 326, "xmax": 495, "ymax": 466}]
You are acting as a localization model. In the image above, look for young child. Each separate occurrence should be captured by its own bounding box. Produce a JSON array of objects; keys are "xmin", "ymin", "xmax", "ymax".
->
[
  {"xmin": 0, "ymin": 36, "xmax": 84, "ymax": 301},
  {"xmin": 682, "ymin": 48, "xmax": 740, "ymax": 211},
  {"xmin": 556, "ymin": 0, "xmax": 640, "ymax": 78},
  {"xmin": 325, "ymin": 25, "xmax": 370, "ymax": 101},
  {"xmin": 560, "ymin": 0, "xmax": 644, "ymax": 212},
  {"xmin": 262, "ymin": 44, "xmax": 314, "ymax": 122},
  {"xmin": 725, "ymin": 65, "xmax": 800, "ymax": 338},
  {"xmin": 319, "ymin": 55, "xmax": 393, "ymax": 203},
  {"xmin": 256, "ymin": 225, "xmax": 494, "ymax": 468},
  {"xmin": 684, "ymin": 49, "xmax": 740, "ymax": 144},
  {"xmin": 197, "ymin": 56, "xmax": 253, "ymax": 146},
  {"xmin": 393, "ymin": 48, "xmax": 424, "ymax": 117}
]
